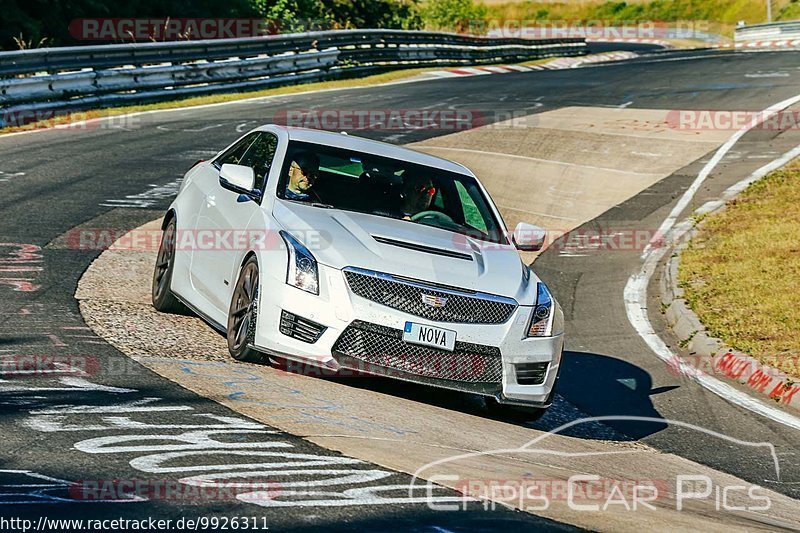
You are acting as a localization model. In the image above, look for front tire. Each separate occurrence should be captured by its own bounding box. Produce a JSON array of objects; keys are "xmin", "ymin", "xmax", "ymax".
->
[
  {"xmin": 152, "ymin": 218, "xmax": 190, "ymax": 314},
  {"xmin": 226, "ymin": 256, "xmax": 265, "ymax": 363}
]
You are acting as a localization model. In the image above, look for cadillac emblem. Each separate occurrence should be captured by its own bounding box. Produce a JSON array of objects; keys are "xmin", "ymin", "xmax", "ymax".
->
[{"xmin": 420, "ymin": 293, "xmax": 448, "ymax": 308}]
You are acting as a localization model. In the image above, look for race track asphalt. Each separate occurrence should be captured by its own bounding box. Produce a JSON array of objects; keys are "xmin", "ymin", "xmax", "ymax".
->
[{"xmin": 1, "ymin": 47, "xmax": 799, "ymax": 527}]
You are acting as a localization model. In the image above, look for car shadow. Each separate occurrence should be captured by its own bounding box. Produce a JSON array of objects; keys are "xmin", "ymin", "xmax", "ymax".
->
[
  {"xmin": 281, "ymin": 349, "xmax": 670, "ymax": 441},
  {"xmin": 556, "ymin": 350, "xmax": 670, "ymax": 439}
]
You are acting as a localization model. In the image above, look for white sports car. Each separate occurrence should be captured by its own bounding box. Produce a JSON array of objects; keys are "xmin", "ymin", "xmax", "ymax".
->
[{"xmin": 153, "ymin": 125, "xmax": 564, "ymax": 416}]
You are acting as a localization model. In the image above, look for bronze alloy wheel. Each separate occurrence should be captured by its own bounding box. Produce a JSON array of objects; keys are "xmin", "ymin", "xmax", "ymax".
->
[
  {"xmin": 151, "ymin": 218, "xmax": 189, "ymax": 314},
  {"xmin": 227, "ymin": 256, "xmax": 264, "ymax": 363}
]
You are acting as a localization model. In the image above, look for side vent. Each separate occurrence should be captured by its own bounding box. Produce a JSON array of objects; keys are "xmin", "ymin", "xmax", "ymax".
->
[
  {"xmin": 279, "ymin": 311, "xmax": 327, "ymax": 343},
  {"xmin": 515, "ymin": 362, "xmax": 549, "ymax": 385}
]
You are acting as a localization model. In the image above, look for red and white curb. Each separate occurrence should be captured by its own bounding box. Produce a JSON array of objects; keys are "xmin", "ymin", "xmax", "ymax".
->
[
  {"xmin": 723, "ymin": 39, "xmax": 800, "ymax": 49},
  {"xmin": 534, "ymin": 51, "xmax": 639, "ymax": 69},
  {"xmin": 589, "ymin": 38, "xmax": 674, "ymax": 48},
  {"xmin": 708, "ymin": 352, "xmax": 798, "ymax": 407},
  {"xmin": 661, "ymin": 232, "xmax": 800, "ymax": 412},
  {"xmin": 428, "ymin": 64, "xmax": 537, "ymax": 78},
  {"xmin": 428, "ymin": 51, "xmax": 639, "ymax": 78},
  {"xmin": 647, "ymin": 123, "xmax": 800, "ymax": 425}
]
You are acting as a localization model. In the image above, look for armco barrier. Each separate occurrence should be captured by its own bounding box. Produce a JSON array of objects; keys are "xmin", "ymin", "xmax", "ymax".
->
[
  {"xmin": 0, "ymin": 29, "xmax": 585, "ymax": 126},
  {"xmin": 734, "ymin": 20, "xmax": 800, "ymax": 43}
]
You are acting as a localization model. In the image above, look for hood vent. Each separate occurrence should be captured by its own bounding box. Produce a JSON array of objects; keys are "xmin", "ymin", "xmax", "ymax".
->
[{"xmin": 372, "ymin": 235, "xmax": 473, "ymax": 261}]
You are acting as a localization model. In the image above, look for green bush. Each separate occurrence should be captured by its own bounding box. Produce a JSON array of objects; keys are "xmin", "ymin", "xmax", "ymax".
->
[
  {"xmin": 323, "ymin": 0, "xmax": 422, "ymax": 30},
  {"xmin": 263, "ymin": 0, "xmax": 332, "ymax": 32},
  {"xmin": 1, "ymin": 0, "xmax": 260, "ymax": 50},
  {"xmin": 778, "ymin": 0, "xmax": 800, "ymax": 20},
  {"xmin": 420, "ymin": 0, "xmax": 488, "ymax": 33},
  {"xmin": 264, "ymin": 0, "xmax": 421, "ymax": 32},
  {"xmin": 0, "ymin": 0, "xmax": 423, "ymax": 50}
]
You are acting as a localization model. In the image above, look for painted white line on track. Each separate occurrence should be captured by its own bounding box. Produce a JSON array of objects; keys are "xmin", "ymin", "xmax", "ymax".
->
[
  {"xmin": 642, "ymin": 93, "xmax": 800, "ymax": 257},
  {"xmin": 625, "ymin": 92, "xmax": 800, "ymax": 430},
  {"xmin": 722, "ymin": 142, "xmax": 800, "ymax": 199},
  {"xmin": 419, "ymin": 145, "xmax": 659, "ymax": 177}
]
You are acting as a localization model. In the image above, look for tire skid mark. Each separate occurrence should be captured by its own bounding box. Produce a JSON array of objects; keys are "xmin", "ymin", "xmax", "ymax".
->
[{"xmin": 0, "ymin": 243, "xmax": 42, "ymax": 292}]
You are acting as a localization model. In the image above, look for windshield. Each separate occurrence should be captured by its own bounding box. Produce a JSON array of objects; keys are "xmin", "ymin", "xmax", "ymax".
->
[{"xmin": 277, "ymin": 140, "xmax": 507, "ymax": 244}]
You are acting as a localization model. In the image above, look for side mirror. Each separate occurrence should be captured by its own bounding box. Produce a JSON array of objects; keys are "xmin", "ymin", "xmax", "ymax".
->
[
  {"xmin": 513, "ymin": 222, "xmax": 546, "ymax": 252},
  {"xmin": 219, "ymin": 164, "xmax": 255, "ymax": 195}
]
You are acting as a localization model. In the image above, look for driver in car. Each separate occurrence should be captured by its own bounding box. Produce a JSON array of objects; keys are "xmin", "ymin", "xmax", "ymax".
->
[
  {"xmin": 285, "ymin": 152, "xmax": 320, "ymax": 201},
  {"xmin": 399, "ymin": 175, "xmax": 437, "ymax": 220}
]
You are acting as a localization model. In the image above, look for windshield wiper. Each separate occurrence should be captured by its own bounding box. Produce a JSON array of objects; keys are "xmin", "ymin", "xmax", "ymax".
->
[{"xmin": 311, "ymin": 202, "xmax": 335, "ymax": 209}]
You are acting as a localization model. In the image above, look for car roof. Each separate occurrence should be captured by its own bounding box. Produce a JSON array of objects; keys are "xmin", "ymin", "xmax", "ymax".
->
[{"xmin": 260, "ymin": 125, "xmax": 474, "ymax": 176}]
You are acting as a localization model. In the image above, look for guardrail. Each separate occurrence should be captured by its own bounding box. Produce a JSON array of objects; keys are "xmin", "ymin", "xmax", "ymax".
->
[
  {"xmin": 0, "ymin": 29, "xmax": 585, "ymax": 126},
  {"xmin": 734, "ymin": 20, "xmax": 800, "ymax": 43}
]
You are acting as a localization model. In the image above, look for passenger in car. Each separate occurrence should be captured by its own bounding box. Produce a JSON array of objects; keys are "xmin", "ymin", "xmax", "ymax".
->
[
  {"xmin": 285, "ymin": 152, "xmax": 320, "ymax": 201},
  {"xmin": 400, "ymin": 175, "xmax": 437, "ymax": 219},
  {"xmin": 371, "ymin": 174, "xmax": 437, "ymax": 220}
]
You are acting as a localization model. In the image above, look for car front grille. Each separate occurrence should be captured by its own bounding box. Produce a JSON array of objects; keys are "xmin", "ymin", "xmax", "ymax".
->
[
  {"xmin": 332, "ymin": 320, "xmax": 503, "ymax": 390},
  {"xmin": 343, "ymin": 268, "xmax": 517, "ymax": 324}
]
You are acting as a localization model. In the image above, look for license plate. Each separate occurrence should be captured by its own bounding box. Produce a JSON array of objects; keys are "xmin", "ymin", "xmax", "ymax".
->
[{"xmin": 403, "ymin": 322, "xmax": 456, "ymax": 351}]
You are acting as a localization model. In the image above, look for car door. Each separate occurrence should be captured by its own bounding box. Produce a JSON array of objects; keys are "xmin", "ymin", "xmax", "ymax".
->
[{"xmin": 190, "ymin": 131, "xmax": 278, "ymax": 317}]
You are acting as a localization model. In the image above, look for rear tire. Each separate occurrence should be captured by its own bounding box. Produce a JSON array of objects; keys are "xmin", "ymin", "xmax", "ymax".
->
[
  {"xmin": 226, "ymin": 256, "xmax": 265, "ymax": 363},
  {"xmin": 152, "ymin": 218, "xmax": 190, "ymax": 315}
]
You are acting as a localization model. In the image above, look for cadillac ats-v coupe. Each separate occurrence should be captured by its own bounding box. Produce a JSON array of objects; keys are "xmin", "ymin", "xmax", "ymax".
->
[{"xmin": 152, "ymin": 125, "xmax": 564, "ymax": 417}]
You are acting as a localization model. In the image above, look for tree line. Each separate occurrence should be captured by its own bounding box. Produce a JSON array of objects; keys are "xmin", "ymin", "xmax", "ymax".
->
[{"xmin": 1, "ymin": 0, "xmax": 489, "ymax": 50}]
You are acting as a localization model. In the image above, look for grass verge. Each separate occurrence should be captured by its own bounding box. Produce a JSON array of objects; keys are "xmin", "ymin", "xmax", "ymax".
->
[
  {"xmin": 479, "ymin": 0, "xmax": 799, "ymax": 39},
  {"xmin": 678, "ymin": 159, "xmax": 800, "ymax": 378}
]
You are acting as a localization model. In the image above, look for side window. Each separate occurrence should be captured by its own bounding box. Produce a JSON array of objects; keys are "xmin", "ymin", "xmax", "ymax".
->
[
  {"xmin": 432, "ymin": 188, "xmax": 445, "ymax": 210},
  {"xmin": 455, "ymin": 181, "xmax": 488, "ymax": 232},
  {"xmin": 239, "ymin": 133, "xmax": 278, "ymax": 190},
  {"xmin": 216, "ymin": 133, "xmax": 258, "ymax": 167}
]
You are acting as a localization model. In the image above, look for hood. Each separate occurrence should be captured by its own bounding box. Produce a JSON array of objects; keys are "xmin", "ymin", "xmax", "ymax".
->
[{"xmin": 272, "ymin": 201, "xmax": 539, "ymax": 303}]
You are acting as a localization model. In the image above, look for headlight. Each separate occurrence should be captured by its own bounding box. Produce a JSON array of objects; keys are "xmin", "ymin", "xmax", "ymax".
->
[
  {"xmin": 280, "ymin": 231, "xmax": 319, "ymax": 295},
  {"xmin": 527, "ymin": 282, "xmax": 552, "ymax": 337}
]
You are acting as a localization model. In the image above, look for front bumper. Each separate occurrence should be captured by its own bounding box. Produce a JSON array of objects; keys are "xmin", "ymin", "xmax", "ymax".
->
[{"xmin": 253, "ymin": 263, "xmax": 564, "ymax": 407}]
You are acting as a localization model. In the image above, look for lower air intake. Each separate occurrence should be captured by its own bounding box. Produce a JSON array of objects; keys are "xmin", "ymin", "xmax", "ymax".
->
[
  {"xmin": 515, "ymin": 362, "xmax": 549, "ymax": 385},
  {"xmin": 279, "ymin": 311, "xmax": 326, "ymax": 344}
]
